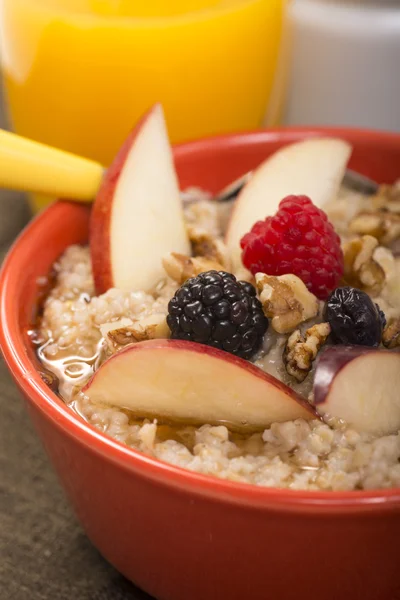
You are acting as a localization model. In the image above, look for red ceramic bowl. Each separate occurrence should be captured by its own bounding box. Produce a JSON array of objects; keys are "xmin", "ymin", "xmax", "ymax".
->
[{"xmin": 1, "ymin": 128, "xmax": 400, "ymax": 600}]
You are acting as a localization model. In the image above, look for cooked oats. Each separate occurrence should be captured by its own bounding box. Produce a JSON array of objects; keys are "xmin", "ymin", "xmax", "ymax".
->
[{"xmin": 36, "ymin": 192, "xmax": 400, "ymax": 491}]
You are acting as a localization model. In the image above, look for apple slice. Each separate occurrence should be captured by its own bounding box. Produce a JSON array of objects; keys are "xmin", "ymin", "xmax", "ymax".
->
[
  {"xmin": 314, "ymin": 346, "xmax": 400, "ymax": 435},
  {"xmin": 83, "ymin": 339, "xmax": 317, "ymax": 430},
  {"xmin": 226, "ymin": 138, "xmax": 352, "ymax": 272},
  {"xmin": 90, "ymin": 104, "xmax": 190, "ymax": 294}
]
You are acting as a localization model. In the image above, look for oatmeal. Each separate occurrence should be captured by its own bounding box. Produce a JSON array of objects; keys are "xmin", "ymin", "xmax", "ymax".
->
[
  {"xmin": 36, "ymin": 190, "xmax": 400, "ymax": 491},
  {"xmin": 35, "ymin": 134, "xmax": 400, "ymax": 492}
]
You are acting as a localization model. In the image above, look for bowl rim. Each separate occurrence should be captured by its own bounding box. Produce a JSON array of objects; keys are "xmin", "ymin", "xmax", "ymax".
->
[{"xmin": 1, "ymin": 126, "xmax": 400, "ymax": 513}]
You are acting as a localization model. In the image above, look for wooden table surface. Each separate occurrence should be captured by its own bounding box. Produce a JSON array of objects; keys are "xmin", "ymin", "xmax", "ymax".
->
[{"xmin": 0, "ymin": 193, "xmax": 152, "ymax": 600}]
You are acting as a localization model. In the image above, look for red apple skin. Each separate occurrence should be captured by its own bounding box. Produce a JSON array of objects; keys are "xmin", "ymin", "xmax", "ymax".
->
[
  {"xmin": 313, "ymin": 345, "xmax": 395, "ymax": 406},
  {"xmin": 90, "ymin": 104, "xmax": 160, "ymax": 295},
  {"xmin": 82, "ymin": 338, "xmax": 319, "ymax": 420}
]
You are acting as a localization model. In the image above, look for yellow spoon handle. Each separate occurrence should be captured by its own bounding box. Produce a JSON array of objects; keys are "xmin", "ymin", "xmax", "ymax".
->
[{"xmin": 0, "ymin": 129, "xmax": 104, "ymax": 201}]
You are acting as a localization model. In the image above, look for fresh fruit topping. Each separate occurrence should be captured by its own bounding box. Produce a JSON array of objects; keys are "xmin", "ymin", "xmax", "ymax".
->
[
  {"xmin": 83, "ymin": 339, "xmax": 318, "ymax": 431},
  {"xmin": 314, "ymin": 346, "xmax": 400, "ymax": 435},
  {"xmin": 255, "ymin": 273, "xmax": 319, "ymax": 334},
  {"xmin": 166, "ymin": 270, "xmax": 268, "ymax": 359},
  {"xmin": 324, "ymin": 286, "xmax": 386, "ymax": 347},
  {"xmin": 240, "ymin": 195, "xmax": 344, "ymax": 299},
  {"xmin": 90, "ymin": 104, "xmax": 190, "ymax": 294},
  {"xmin": 225, "ymin": 137, "xmax": 352, "ymax": 272}
]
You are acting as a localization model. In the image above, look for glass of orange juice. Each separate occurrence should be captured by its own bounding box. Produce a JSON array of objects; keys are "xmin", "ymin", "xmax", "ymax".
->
[{"xmin": 0, "ymin": 0, "xmax": 286, "ymax": 212}]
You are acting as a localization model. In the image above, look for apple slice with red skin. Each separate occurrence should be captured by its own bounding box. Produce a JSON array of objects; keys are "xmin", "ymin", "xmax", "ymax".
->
[
  {"xmin": 90, "ymin": 104, "xmax": 190, "ymax": 295},
  {"xmin": 83, "ymin": 339, "xmax": 318, "ymax": 430},
  {"xmin": 314, "ymin": 346, "xmax": 400, "ymax": 436},
  {"xmin": 225, "ymin": 137, "xmax": 352, "ymax": 272}
]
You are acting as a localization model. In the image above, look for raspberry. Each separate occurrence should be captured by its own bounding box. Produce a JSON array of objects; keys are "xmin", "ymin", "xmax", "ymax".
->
[{"xmin": 240, "ymin": 195, "xmax": 344, "ymax": 299}]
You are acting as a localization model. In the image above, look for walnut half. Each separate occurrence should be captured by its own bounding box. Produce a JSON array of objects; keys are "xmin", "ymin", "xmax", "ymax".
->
[
  {"xmin": 101, "ymin": 314, "xmax": 170, "ymax": 353},
  {"xmin": 382, "ymin": 318, "xmax": 400, "ymax": 349},
  {"xmin": 349, "ymin": 211, "xmax": 400, "ymax": 247},
  {"xmin": 255, "ymin": 273, "xmax": 319, "ymax": 334},
  {"xmin": 370, "ymin": 181, "xmax": 400, "ymax": 213},
  {"xmin": 283, "ymin": 322, "xmax": 331, "ymax": 383},
  {"xmin": 162, "ymin": 252, "xmax": 224, "ymax": 284},
  {"xmin": 342, "ymin": 235, "xmax": 386, "ymax": 296},
  {"xmin": 187, "ymin": 225, "xmax": 231, "ymax": 270}
]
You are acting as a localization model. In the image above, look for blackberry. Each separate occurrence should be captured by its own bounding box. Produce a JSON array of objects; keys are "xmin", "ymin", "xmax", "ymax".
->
[
  {"xmin": 167, "ymin": 271, "xmax": 268, "ymax": 359},
  {"xmin": 324, "ymin": 286, "xmax": 386, "ymax": 347}
]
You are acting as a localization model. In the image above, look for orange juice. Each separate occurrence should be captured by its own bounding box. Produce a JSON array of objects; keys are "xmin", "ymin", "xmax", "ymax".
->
[{"xmin": 0, "ymin": 0, "xmax": 286, "ymax": 210}]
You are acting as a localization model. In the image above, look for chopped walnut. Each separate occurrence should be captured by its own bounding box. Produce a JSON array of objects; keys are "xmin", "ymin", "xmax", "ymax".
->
[
  {"xmin": 255, "ymin": 273, "xmax": 319, "ymax": 334},
  {"xmin": 373, "ymin": 246, "xmax": 397, "ymax": 279},
  {"xmin": 101, "ymin": 314, "xmax": 169, "ymax": 353},
  {"xmin": 342, "ymin": 235, "xmax": 386, "ymax": 296},
  {"xmin": 187, "ymin": 226, "xmax": 231, "ymax": 269},
  {"xmin": 349, "ymin": 211, "xmax": 400, "ymax": 246},
  {"xmin": 283, "ymin": 322, "xmax": 331, "ymax": 383},
  {"xmin": 99, "ymin": 318, "xmax": 134, "ymax": 339},
  {"xmin": 348, "ymin": 181, "xmax": 400, "ymax": 247},
  {"xmin": 382, "ymin": 318, "xmax": 400, "ymax": 349},
  {"xmin": 162, "ymin": 252, "xmax": 225, "ymax": 284},
  {"xmin": 370, "ymin": 181, "xmax": 400, "ymax": 214}
]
